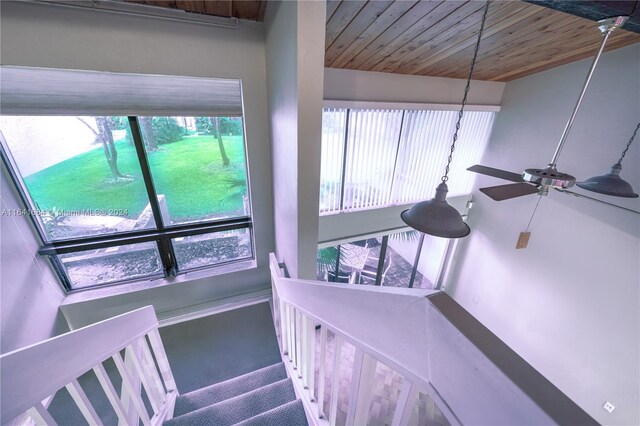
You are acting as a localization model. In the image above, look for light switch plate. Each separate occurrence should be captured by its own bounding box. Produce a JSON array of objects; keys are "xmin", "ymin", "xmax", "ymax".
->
[{"xmin": 603, "ymin": 401, "xmax": 615, "ymax": 413}]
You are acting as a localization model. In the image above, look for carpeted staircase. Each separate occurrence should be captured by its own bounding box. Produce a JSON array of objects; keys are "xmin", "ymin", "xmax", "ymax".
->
[{"xmin": 165, "ymin": 362, "xmax": 308, "ymax": 426}]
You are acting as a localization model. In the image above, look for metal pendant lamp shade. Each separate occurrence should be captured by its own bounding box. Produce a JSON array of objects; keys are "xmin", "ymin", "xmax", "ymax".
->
[
  {"xmin": 401, "ymin": 183, "xmax": 470, "ymax": 238},
  {"xmin": 401, "ymin": 0, "xmax": 491, "ymax": 238},
  {"xmin": 577, "ymin": 163, "xmax": 638, "ymax": 198},
  {"xmin": 577, "ymin": 122, "xmax": 640, "ymax": 198}
]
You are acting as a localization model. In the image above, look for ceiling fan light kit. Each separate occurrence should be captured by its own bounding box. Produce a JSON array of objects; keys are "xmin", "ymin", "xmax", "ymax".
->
[
  {"xmin": 467, "ymin": 15, "xmax": 630, "ymax": 202},
  {"xmin": 401, "ymin": 0, "xmax": 492, "ymax": 239}
]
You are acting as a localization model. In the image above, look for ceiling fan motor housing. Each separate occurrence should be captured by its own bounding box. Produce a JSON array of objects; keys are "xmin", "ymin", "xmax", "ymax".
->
[{"xmin": 522, "ymin": 165, "xmax": 576, "ymax": 189}]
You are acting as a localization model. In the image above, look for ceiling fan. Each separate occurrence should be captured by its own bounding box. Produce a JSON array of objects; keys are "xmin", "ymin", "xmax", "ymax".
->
[{"xmin": 468, "ymin": 16, "xmax": 630, "ymax": 202}]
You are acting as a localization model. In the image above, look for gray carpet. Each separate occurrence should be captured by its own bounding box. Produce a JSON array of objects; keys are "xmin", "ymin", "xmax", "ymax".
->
[
  {"xmin": 235, "ymin": 400, "xmax": 308, "ymax": 426},
  {"xmin": 159, "ymin": 302, "xmax": 282, "ymax": 394},
  {"xmin": 173, "ymin": 362, "xmax": 287, "ymax": 416},
  {"xmin": 165, "ymin": 378, "xmax": 297, "ymax": 426}
]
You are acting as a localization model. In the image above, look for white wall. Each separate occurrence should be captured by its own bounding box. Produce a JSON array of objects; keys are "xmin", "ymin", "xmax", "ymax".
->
[
  {"xmin": 264, "ymin": 1, "xmax": 299, "ymax": 279},
  {"xmin": 265, "ymin": 0, "xmax": 325, "ymax": 279},
  {"xmin": 324, "ymin": 67, "xmax": 505, "ymax": 105},
  {"xmin": 1, "ymin": 166, "xmax": 68, "ymax": 353},
  {"xmin": 0, "ymin": 1, "xmax": 275, "ymax": 326},
  {"xmin": 446, "ymin": 43, "xmax": 640, "ymax": 425}
]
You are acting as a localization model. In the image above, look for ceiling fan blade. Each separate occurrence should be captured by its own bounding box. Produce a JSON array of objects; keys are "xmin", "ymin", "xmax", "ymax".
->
[
  {"xmin": 467, "ymin": 164, "xmax": 524, "ymax": 183},
  {"xmin": 479, "ymin": 183, "xmax": 540, "ymax": 201}
]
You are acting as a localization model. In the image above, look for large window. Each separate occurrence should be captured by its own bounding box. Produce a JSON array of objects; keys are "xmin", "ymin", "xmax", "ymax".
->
[
  {"xmin": 316, "ymin": 229, "xmax": 452, "ymax": 289},
  {"xmin": 319, "ymin": 107, "xmax": 495, "ymax": 214},
  {"xmin": 0, "ymin": 114, "xmax": 253, "ymax": 291}
]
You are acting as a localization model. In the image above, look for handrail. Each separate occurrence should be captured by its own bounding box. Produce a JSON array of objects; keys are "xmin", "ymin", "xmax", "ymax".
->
[
  {"xmin": 1, "ymin": 305, "xmax": 178, "ymax": 425},
  {"xmin": 269, "ymin": 253, "xmax": 459, "ymax": 425},
  {"xmin": 268, "ymin": 253, "xmax": 598, "ymax": 426}
]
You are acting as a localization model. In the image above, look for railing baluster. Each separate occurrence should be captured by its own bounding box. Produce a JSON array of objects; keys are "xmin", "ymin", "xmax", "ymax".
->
[
  {"xmin": 348, "ymin": 350, "xmax": 377, "ymax": 425},
  {"xmin": 27, "ymin": 403, "xmax": 57, "ymax": 426},
  {"xmin": 127, "ymin": 341, "xmax": 162, "ymax": 414},
  {"xmin": 113, "ymin": 351, "xmax": 151, "ymax": 426},
  {"xmin": 329, "ymin": 335, "xmax": 342, "ymax": 426},
  {"xmin": 65, "ymin": 379, "xmax": 102, "ymax": 425},
  {"xmin": 279, "ymin": 299, "xmax": 288, "ymax": 355},
  {"xmin": 140, "ymin": 337, "xmax": 167, "ymax": 404},
  {"xmin": 288, "ymin": 305, "xmax": 296, "ymax": 365},
  {"xmin": 392, "ymin": 380, "xmax": 417, "ymax": 426},
  {"xmin": 295, "ymin": 309, "xmax": 302, "ymax": 376},
  {"xmin": 300, "ymin": 314, "xmax": 311, "ymax": 389},
  {"xmin": 94, "ymin": 363, "xmax": 128, "ymax": 425},
  {"xmin": 120, "ymin": 345, "xmax": 140, "ymax": 425},
  {"xmin": 147, "ymin": 329, "xmax": 177, "ymax": 393},
  {"xmin": 317, "ymin": 326, "xmax": 328, "ymax": 418},
  {"xmin": 307, "ymin": 318, "xmax": 316, "ymax": 402}
]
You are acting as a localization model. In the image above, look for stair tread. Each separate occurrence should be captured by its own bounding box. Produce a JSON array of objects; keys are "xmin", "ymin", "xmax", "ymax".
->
[
  {"xmin": 164, "ymin": 378, "xmax": 297, "ymax": 426},
  {"xmin": 233, "ymin": 399, "xmax": 308, "ymax": 426},
  {"xmin": 174, "ymin": 362, "xmax": 287, "ymax": 417}
]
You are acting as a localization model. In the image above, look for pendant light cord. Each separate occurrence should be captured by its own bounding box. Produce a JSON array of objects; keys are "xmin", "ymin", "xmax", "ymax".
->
[
  {"xmin": 442, "ymin": 0, "xmax": 492, "ymax": 183},
  {"xmin": 617, "ymin": 121, "xmax": 640, "ymax": 164}
]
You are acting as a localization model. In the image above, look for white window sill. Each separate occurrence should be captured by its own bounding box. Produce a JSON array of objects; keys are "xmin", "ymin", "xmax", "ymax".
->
[{"xmin": 62, "ymin": 258, "xmax": 257, "ymax": 305}]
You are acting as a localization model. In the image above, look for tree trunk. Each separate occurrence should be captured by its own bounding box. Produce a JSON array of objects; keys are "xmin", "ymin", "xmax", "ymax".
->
[
  {"xmin": 139, "ymin": 117, "xmax": 157, "ymax": 151},
  {"xmin": 95, "ymin": 117, "xmax": 124, "ymax": 179},
  {"xmin": 213, "ymin": 117, "xmax": 230, "ymax": 166}
]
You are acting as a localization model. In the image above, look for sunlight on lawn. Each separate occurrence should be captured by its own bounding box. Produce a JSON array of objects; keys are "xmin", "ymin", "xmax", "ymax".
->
[{"xmin": 24, "ymin": 135, "xmax": 248, "ymax": 222}]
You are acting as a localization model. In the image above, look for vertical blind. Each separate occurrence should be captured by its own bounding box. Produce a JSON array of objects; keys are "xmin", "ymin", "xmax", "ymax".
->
[{"xmin": 319, "ymin": 107, "xmax": 495, "ymax": 215}]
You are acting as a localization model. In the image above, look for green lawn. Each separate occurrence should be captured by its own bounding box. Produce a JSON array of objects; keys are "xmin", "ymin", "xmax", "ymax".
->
[{"xmin": 24, "ymin": 135, "xmax": 248, "ymax": 222}]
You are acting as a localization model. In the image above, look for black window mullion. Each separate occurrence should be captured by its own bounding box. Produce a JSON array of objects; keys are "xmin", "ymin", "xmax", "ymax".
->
[
  {"xmin": 338, "ymin": 110, "xmax": 350, "ymax": 211},
  {"xmin": 48, "ymin": 255, "xmax": 73, "ymax": 292},
  {"xmin": 128, "ymin": 116, "xmax": 177, "ymax": 276},
  {"xmin": 333, "ymin": 244, "xmax": 341, "ymax": 282},
  {"xmin": 409, "ymin": 233, "xmax": 425, "ymax": 289},
  {"xmin": 37, "ymin": 219, "xmax": 252, "ymax": 255},
  {"xmin": 375, "ymin": 235, "xmax": 389, "ymax": 286}
]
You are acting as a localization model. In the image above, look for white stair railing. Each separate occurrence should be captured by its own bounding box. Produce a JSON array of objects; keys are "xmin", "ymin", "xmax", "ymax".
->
[
  {"xmin": 269, "ymin": 253, "xmax": 458, "ymax": 426},
  {"xmin": 1, "ymin": 306, "xmax": 178, "ymax": 426},
  {"xmin": 269, "ymin": 253, "xmax": 598, "ymax": 426}
]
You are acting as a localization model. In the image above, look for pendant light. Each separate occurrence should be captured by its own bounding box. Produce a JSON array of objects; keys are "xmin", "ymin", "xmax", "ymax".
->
[
  {"xmin": 401, "ymin": 0, "xmax": 491, "ymax": 238},
  {"xmin": 576, "ymin": 122, "xmax": 639, "ymax": 198}
]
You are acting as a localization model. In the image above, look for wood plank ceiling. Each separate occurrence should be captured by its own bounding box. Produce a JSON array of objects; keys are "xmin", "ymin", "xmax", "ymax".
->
[
  {"xmin": 127, "ymin": 0, "xmax": 638, "ymax": 82},
  {"xmin": 325, "ymin": 0, "xmax": 640, "ymax": 82},
  {"xmin": 131, "ymin": 1, "xmax": 268, "ymax": 22}
]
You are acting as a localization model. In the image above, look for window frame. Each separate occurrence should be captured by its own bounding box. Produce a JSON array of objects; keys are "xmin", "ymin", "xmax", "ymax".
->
[
  {"xmin": 317, "ymin": 227, "xmax": 458, "ymax": 290},
  {"xmin": 0, "ymin": 116, "xmax": 254, "ymax": 292},
  {"xmin": 319, "ymin": 101, "xmax": 499, "ymax": 215}
]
